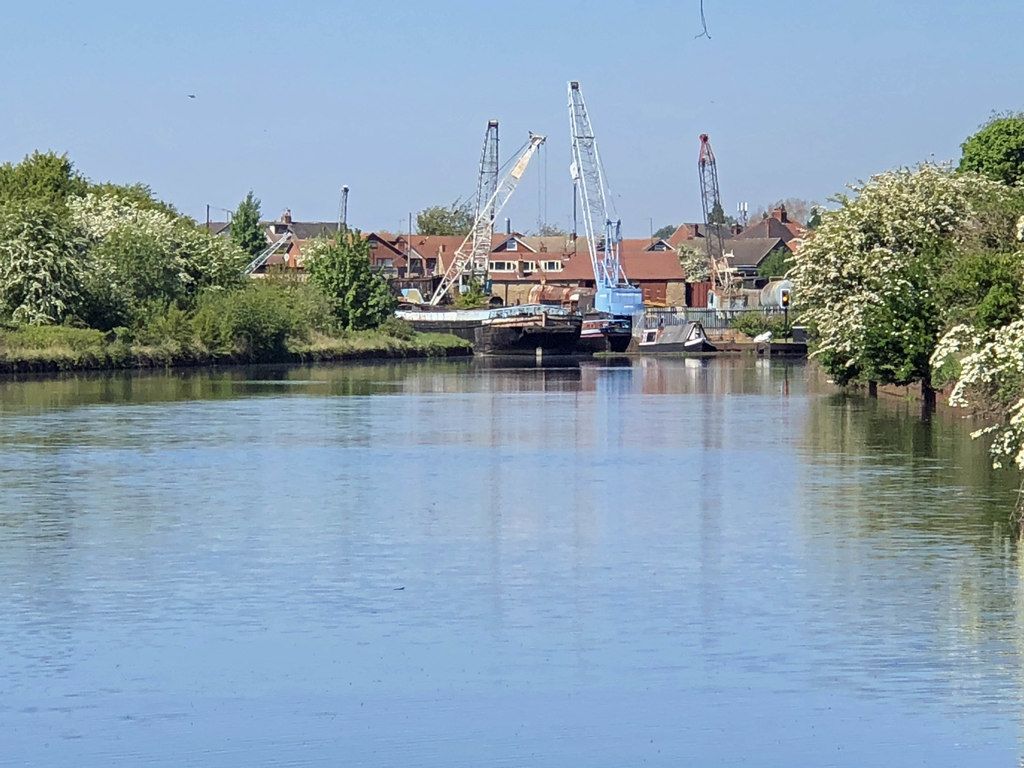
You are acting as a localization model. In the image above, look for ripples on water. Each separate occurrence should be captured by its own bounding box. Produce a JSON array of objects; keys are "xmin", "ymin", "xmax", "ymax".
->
[{"xmin": 0, "ymin": 358, "xmax": 1021, "ymax": 766}]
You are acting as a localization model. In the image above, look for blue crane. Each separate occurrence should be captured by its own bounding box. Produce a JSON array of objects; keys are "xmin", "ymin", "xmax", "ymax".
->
[{"xmin": 567, "ymin": 81, "xmax": 644, "ymax": 318}]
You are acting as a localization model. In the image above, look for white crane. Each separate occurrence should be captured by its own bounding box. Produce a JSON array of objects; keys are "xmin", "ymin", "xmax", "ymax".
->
[
  {"xmin": 429, "ymin": 132, "xmax": 546, "ymax": 305},
  {"xmin": 567, "ymin": 80, "xmax": 643, "ymax": 317}
]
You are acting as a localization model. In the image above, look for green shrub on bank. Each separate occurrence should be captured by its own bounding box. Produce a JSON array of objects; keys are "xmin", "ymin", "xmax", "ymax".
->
[
  {"xmin": 303, "ymin": 230, "xmax": 396, "ymax": 330},
  {"xmin": 730, "ymin": 312, "xmax": 789, "ymax": 338},
  {"xmin": 259, "ymin": 273, "xmax": 337, "ymax": 335},
  {"xmin": 193, "ymin": 284, "xmax": 296, "ymax": 359},
  {"xmin": 289, "ymin": 330, "xmax": 469, "ymax": 360},
  {"xmin": 0, "ymin": 324, "xmax": 118, "ymax": 370},
  {"xmin": 378, "ymin": 315, "xmax": 416, "ymax": 340},
  {"xmin": 0, "ymin": 323, "xmax": 106, "ymax": 352}
]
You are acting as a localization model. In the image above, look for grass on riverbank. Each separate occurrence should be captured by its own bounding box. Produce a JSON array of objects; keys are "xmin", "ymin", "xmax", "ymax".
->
[{"xmin": 0, "ymin": 324, "xmax": 471, "ymax": 373}]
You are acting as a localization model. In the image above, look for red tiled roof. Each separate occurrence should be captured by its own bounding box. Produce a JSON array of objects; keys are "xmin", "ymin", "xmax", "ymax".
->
[
  {"xmin": 784, "ymin": 220, "xmax": 806, "ymax": 239},
  {"xmin": 734, "ymin": 216, "xmax": 796, "ymax": 242},
  {"xmin": 667, "ymin": 223, "xmax": 701, "ymax": 247},
  {"xmin": 622, "ymin": 249, "xmax": 686, "ymax": 280}
]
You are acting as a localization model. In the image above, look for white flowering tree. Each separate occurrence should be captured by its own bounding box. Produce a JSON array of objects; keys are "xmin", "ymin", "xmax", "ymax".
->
[
  {"xmin": 0, "ymin": 205, "xmax": 87, "ymax": 324},
  {"xmin": 931, "ymin": 215, "xmax": 1024, "ymax": 526},
  {"xmin": 69, "ymin": 193, "xmax": 246, "ymax": 328},
  {"xmin": 677, "ymin": 244, "xmax": 710, "ymax": 283},
  {"xmin": 790, "ymin": 165, "xmax": 1013, "ymax": 388}
]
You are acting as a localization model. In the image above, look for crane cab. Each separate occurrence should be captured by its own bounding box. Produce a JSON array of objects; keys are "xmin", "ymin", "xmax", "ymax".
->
[{"xmin": 596, "ymin": 286, "xmax": 644, "ymax": 317}]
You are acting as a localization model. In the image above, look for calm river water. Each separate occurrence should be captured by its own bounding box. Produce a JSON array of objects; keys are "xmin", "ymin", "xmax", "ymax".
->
[{"xmin": 1, "ymin": 358, "xmax": 1022, "ymax": 766}]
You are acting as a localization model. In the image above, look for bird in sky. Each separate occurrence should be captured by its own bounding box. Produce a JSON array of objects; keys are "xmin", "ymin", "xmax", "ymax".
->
[{"xmin": 187, "ymin": 94, "xmax": 196, "ymax": 99}]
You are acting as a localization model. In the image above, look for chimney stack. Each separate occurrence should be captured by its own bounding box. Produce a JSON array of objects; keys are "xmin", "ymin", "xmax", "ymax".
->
[
  {"xmin": 282, "ymin": 209, "xmax": 293, "ymax": 224},
  {"xmin": 505, "ymin": 217, "xmax": 511, "ymax": 234}
]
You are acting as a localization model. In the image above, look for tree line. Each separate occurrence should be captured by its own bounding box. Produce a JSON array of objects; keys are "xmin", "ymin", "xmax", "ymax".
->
[
  {"xmin": 0, "ymin": 152, "xmax": 400, "ymax": 363},
  {"xmin": 790, "ymin": 113, "xmax": 1024, "ymax": 529}
]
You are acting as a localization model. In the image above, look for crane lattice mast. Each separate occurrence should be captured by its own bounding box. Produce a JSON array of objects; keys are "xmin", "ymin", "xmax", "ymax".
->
[
  {"xmin": 698, "ymin": 133, "xmax": 733, "ymax": 298},
  {"xmin": 469, "ymin": 121, "xmax": 500, "ymax": 280},
  {"xmin": 430, "ymin": 131, "xmax": 546, "ymax": 305},
  {"xmin": 567, "ymin": 81, "xmax": 643, "ymax": 317}
]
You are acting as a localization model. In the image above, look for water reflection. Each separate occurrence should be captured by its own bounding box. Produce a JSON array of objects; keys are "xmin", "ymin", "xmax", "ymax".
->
[
  {"xmin": 0, "ymin": 358, "xmax": 1021, "ymax": 766},
  {"xmin": 797, "ymin": 389, "xmax": 1022, "ymax": 720}
]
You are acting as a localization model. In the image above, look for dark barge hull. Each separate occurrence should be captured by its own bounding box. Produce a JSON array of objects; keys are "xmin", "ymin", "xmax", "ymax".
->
[
  {"xmin": 577, "ymin": 315, "xmax": 633, "ymax": 354},
  {"xmin": 400, "ymin": 307, "xmax": 582, "ymax": 356}
]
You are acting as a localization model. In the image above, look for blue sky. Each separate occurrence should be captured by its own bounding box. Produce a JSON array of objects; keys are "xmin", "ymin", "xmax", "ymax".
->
[{"xmin": 2, "ymin": 0, "xmax": 1022, "ymax": 235}]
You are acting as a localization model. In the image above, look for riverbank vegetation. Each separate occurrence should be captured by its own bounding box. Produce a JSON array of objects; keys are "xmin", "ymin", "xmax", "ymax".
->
[
  {"xmin": 792, "ymin": 112, "xmax": 1024, "ymax": 528},
  {"xmin": 0, "ymin": 152, "xmax": 468, "ymax": 371}
]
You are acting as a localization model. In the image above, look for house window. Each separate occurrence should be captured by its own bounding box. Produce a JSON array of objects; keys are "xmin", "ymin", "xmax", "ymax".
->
[
  {"xmin": 377, "ymin": 258, "xmax": 394, "ymax": 268},
  {"xmin": 542, "ymin": 260, "xmax": 562, "ymax": 272},
  {"xmin": 489, "ymin": 260, "xmax": 516, "ymax": 272},
  {"xmin": 651, "ymin": 242, "xmax": 668, "ymax": 251},
  {"xmin": 520, "ymin": 261, "xmax": 536, "ymax": 272},
  {"xmin": 506, "ymin": 239, "xmax": 518, "ymax": 251}
]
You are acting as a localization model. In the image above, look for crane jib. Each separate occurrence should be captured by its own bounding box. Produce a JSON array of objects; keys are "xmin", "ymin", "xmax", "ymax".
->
[
  {"xmin": 428, "ymin": 131, "xmax": 546, "ymax": 306},
  {"xmin": 510, "ymin": 156, "xmax": 531, "ymax": 180}
]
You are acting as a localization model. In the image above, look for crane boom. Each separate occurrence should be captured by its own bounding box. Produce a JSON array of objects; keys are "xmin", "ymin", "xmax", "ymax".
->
[
  {"xmin": 568, "ymin": 81, "xmax": 643, "ymax": 317},
  {"xmin": 430, "ymin": 132, "xmax": 545, "ymax": 305}
]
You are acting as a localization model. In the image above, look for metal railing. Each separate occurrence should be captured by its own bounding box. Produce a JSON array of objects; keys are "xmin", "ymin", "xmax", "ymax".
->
[{"xmin": 640, "ymin": 307, "xmax": 790, "ymax": 331}]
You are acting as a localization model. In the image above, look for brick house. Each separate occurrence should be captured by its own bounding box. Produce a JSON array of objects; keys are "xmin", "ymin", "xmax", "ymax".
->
[{"xmin": 486, "ymin": 236, "xmax": 687, "ymax": 308}]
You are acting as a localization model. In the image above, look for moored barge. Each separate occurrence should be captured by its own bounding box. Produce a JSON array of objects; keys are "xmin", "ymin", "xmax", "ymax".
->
[
  {"xmin": 577, "ymin": 314, "xmax": 633, "ymax": 354},
  {"xmin": 396, "ymin": 304, "xmax": 582, "ymax": 356},
  {"xmin": 636, "ymin": 320, "xmax": 714, "ymax": 353}
]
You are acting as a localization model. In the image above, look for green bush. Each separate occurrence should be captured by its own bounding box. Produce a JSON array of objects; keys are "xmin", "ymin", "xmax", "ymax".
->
[
  {"xmin": 454, "ymin": 279, "xmax": 487, "ymax": 309},
  {"xmin": 730, "ymin": 312, "xmax": 789, "ymax": 338},
  {"xmin": 260, "ymin": 273, "xmax": 336, "ymax": 335},
  {"xmin": 378, "ymin": 315, "xmax": 416, "ymax": 340},
  {"xmin": 0, "ymin": 324, "xmax": 105, "ymax": 352},
  {"xmin": 304, "ymin": 230, "xmax": 396, "ymax": 330},
  {"xmin": 135, "ymin": 304, "xmax": 194, "ymax": 346},
  {"xmin": 193, "ymin": 283, "xmax": 297, "ymax": 359}
]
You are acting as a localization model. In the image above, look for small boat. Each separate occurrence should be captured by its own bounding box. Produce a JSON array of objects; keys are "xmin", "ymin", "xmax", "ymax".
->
[
  {"xmin": 577, "ymin": 314, "xmax": 633, "ymax": 354},
  {"xmin": 636, "ymin": 320, "xmax": 713, "ymax": 353},
  {"xmin": 396, "ymin": 304, "xmax": 582, "ymax": 356}
]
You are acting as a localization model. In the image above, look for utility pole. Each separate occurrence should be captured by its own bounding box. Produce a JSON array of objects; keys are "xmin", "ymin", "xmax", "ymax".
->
[{"xmin": 338, "ymin": 185, "xmax": 349, "ymax": 231}]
